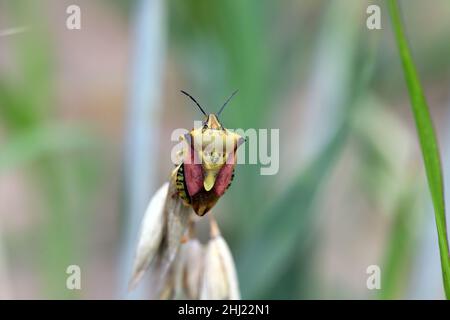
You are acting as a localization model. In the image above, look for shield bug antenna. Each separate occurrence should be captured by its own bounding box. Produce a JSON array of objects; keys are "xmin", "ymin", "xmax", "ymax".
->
[
  {"xmin": 180, "ymin": 90, "xmax": 208, "ymax": 116},
  {"xmin": 217, "ymin": 89, "xmax": 239, "ymax": 116}
]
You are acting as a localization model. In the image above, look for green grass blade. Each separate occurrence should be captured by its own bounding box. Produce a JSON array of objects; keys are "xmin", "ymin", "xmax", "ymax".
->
[{"xmin": 387, "ymin": 0, "xmax": 450, "ymax": 298}]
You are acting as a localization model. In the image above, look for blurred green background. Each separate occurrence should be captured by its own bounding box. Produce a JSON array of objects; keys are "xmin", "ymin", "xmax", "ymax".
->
[{"xmin": 1, "ymin": 0, "xmax": 450, "ymax": 299}]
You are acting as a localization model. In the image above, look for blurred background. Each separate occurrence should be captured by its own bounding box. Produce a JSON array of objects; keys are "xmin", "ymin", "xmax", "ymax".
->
[{"xmin": 1, "ymin": 0, "xmax": 450, "ymax": 299}]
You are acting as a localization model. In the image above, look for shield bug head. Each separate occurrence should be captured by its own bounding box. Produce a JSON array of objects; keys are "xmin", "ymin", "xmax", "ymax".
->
[{"xmin": 175, "ymin": 90, "xmax": 245, "ymax": 216}]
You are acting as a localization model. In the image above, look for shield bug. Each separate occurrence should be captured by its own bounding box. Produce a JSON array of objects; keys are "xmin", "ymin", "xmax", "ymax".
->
[{"xmin": 172, "ymin": 90, "xmax": 245, "ymax": 216}]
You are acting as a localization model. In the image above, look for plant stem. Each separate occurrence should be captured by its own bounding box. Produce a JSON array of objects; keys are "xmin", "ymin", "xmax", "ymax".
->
[{"xmin": 387, "ymin": 0, "xmax": 450, "ymax": 298}]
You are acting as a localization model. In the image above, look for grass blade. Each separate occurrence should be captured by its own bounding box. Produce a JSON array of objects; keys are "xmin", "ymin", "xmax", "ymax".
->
[{"xmin": 387, "ymin": 0, "xmax": 450, "ymax": 298}]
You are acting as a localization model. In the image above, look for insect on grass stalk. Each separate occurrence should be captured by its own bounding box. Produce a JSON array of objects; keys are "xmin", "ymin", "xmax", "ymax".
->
[{"xmin": 129, "ymin": 91, "xmax": 244, "ymax": 299}]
